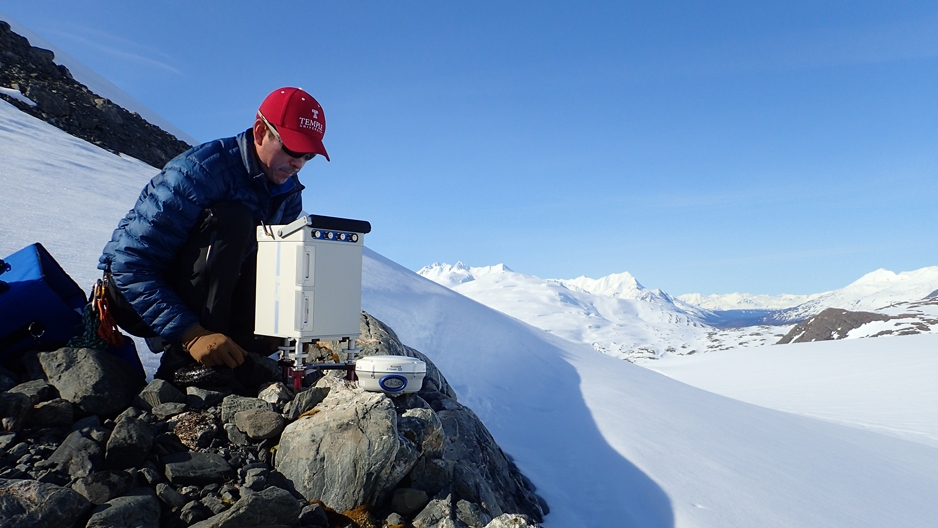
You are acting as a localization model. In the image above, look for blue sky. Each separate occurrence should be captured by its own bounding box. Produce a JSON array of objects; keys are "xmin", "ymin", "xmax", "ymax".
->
[{"xmin": 3, "ymin": 1, "xmax": 937, "ymax": 295}]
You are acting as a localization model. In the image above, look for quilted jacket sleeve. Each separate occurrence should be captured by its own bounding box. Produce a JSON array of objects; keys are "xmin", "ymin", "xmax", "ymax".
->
[{"xmin": 108, "ymin": 155, "xmax": 226, "ymax": 341}]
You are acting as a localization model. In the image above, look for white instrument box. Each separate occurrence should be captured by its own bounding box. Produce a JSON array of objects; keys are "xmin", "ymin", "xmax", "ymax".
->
[{"xmin": 255, "ymin": 215, "xmax": 370, "ymax": 341}]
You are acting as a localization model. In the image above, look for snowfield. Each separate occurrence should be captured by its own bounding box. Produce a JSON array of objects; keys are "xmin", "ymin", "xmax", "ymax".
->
[{"xmin": 3, "ymin": 96, "xmax": 938, "ymax": 527}]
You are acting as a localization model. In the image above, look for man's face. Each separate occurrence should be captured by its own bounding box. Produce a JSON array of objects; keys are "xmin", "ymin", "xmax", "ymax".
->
[{"xmin": 253, "ymin": 119, "xmax": 311, "ymax": 185}]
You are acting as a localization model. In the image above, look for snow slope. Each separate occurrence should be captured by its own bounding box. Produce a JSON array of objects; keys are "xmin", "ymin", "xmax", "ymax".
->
[
  {"xmin": 4, "ymin": 98, "xmax": 938, "ymax": 527},
  {"xmin": 678, "ymin": 291, "xmax": 819, "ymax": 310}
]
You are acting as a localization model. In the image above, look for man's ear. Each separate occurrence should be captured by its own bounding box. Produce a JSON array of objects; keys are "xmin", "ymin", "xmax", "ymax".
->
[{"xmin": 252, "ymin": 118, "xmax": 268, "ymax": 147}]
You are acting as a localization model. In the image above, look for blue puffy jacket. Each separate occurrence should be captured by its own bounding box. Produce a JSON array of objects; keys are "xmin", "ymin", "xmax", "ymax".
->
[{"xmin": 98, "ymin": 129, "xmax": 304, "ymax": 341}]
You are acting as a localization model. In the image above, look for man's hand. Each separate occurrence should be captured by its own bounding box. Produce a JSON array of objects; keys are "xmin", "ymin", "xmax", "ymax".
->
[{"xmin": 181, "ymin": 325, "xmax": 247, "ymax": 368}]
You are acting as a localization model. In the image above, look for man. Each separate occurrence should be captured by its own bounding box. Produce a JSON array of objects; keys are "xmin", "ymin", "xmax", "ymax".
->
[{"xmin": 98, "ymin": 87, "xmax": 329, "ymax": 384}]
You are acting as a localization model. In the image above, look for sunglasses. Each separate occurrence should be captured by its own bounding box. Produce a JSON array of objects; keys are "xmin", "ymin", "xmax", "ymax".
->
[{"xmin": 258, "ymin": 113, "xmax": 317, "ymax": 161}]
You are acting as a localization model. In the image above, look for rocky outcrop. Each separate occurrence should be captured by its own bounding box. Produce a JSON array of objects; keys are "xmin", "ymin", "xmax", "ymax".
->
[
  {"xmin": 0, "ymin": 312, "xmax": 545, "ymax": 527},
  {"xmin": 777, "ymin": 308, "xmax": 889, "ymax": 343},
  {"xmin": 0, "ymin": 21, "xmax": 190, "ymax": 168}
]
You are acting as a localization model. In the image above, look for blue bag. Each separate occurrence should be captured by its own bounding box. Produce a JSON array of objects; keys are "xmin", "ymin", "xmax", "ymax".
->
[{"xmin": 0, "ymin": 243, "xmax": 86, "ymax": 355}]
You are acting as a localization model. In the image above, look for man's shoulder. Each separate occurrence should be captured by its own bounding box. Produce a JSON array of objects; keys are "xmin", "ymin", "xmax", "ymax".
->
[{"xmin": 174, "ymin": 134, "xmax": 242, "ymax": 169}]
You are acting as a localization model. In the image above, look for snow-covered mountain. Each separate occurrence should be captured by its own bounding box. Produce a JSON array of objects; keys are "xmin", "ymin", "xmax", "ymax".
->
[
  {"xmin": 416, "ymin": 262, "xmax": 791, "ymax": 360},
  {"xmin": 769, "ymin": 267, "xmax": 938, "ymax": 322},
  {"xmin": 5, "ymin": 84, "xmax": 938, "ymax": 526},
  {"xmin": 678, "ymin": 291, "xmax": 820, "ymax": 310}
]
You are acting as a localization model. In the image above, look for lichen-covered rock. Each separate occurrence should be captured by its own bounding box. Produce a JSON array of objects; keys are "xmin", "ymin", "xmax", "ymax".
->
[
  {"xmin": 0, "ymin": 477, "xmax": 91, "ymax": 528},
  {"xmin": 275, "ymin": 378, "xmax": 419, "ymax": 512}
]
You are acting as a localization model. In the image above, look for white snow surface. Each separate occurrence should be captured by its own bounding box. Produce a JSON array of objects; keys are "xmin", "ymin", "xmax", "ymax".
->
[
  {"xmin": 4, "ymin": 98, "xmax": 938, "ymax": 526},
  {"xmin": 0, "ymin": 12, "xmax": 198, "ymax": 146}
]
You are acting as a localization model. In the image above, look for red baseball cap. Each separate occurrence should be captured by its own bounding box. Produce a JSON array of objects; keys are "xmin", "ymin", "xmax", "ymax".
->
[{"xmin": 258, "ymin": 87, "xmax": 330, "ymax": 161}]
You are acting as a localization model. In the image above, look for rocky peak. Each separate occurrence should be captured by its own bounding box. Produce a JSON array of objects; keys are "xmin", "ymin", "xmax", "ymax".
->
[{"xmin": 0, "ymin": 20, "xmax": 190, "ymax": 168}]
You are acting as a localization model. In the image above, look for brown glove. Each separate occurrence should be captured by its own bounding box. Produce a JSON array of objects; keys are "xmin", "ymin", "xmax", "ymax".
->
[{"xmin": 181, "ymin": 324, "xmax": 247, "ymax": 368}]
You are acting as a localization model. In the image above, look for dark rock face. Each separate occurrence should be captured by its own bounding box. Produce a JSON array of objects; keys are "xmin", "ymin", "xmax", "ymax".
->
[
  {"xmin": 0, "ymin": 312, "xmax": 546, "ymax": 527},
  {"xmin": 777, "ymin": 308, "xmax": 891, "ymax": 343},
  {"xmin": 0, "ymin": 21, "xmax": 190, "ymax": 168},
  {"xmin": 0, "ymin": 477, "xmax": 91, "ymax": 528}
]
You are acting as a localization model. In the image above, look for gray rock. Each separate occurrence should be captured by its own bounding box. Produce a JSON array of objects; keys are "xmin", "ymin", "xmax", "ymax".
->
[
  {"xmin": 243, "ymin": 467, "xmax": 268, "ymax": 491},
  {"xmin": 156, "ymin": 482, "xmax": 188, "ymax": 509},
  {"xmin": 275, "ymin": 382, "xmax": 419, "ymax": 512},
  {"xmin": 484, "ymin": 514, "xmax": 539, "ymax": 528},
  {"xmin": 457, "ymin": 499, "xmax": 494, "ymax": 528},
  {"xmin": 115, "ymin": 406, "xmax": 146, "ymax": 423},
  {"xmin": 39, "ymin": 430, "xmax": 102, "ymax": 479},
  {"xmin": 70, "ymin": 415, "xmax": 101, "ymax": 434},
  {"xmin": 163, "ymin": 451, "xmax": 234, "ymax": 486},
  {"xmin": 200, "ymin": 494, "xmax": 228, "ymax": 515},
  {"xmin": 186, "ymin": 386, "xmax": 228, "ymax": 410},
  {"xmin": 223, "ymin": 423, "xmax": 249, "ymax": 445},
  {"xmin": 69, "ymin": 470, "xmax": 134, "ymax": 505},
  {"xmin": 180, "ymin": 500, "xmax": 210, "ymax": 524},
  {"xmin": 0, "ymin": 432, "xmax": 17, "ymax": 450},
  {"xmin": 257, "ymin": 382, "xmax": 293, "ymax": 407},
  {"xmin": 220, "ymin": 395, "xmax": 271, "ymax": 423},
  {"xmin": 152, "ymin": 402, "xmax": 188, "ymax": 420},
  {"xmin": 0, "ymin": 477, "xmax": 90, "ymax": 527},
  {"xmin": 413, "ymin": 494, "xmax": 454, "ymax": 528},
  {"xmin": 8, "ymin": 380, "xmax": 57, "ymax": 404},
  {"xmin": 391, "ymin": 487, "xmax": 430, "ymax": 516},
  {"xmin": 105, "ymin": 416, "xmax": 154, "ymax": 469},
  {"xmin": 386, "ymin": 512, "xmax": 406, "ymax": 527},
  {"xmin": 189, "ymin": 486, "xmax": 301, "ymax": 528},
  {"xmin": 409, "ymin": 457, "xmax": 455, "ymax": 497},
  {"xmin": 398, "ymin": 405, "xmax": 445, "ymax": 458},
  {"xmin": 135, "ymin": 379, "xmax": 186, "ymax": 410},
  {"xmin": 234, "ymin": 409, "xmax": 285, "ymax": 441},
  {"xmin": 173, "ymin": 412, "xmax": 219, "ymax": 450},
  {"xmin": 438, "ymin": 402, "xmax": 544, "ymax": 521},
  {"xmin": 85, "ymin": 488, "xmax": 160, "ymax": 528},
  {"xmin": 283, "ymin": 386, "xmax": 331, "ymax": 420},
  {"xmin": 0, "ymin": 392, "xmax": 31, "ymax": 431},
  {"xmin": 38, "ymin": 347, "xmax": 145, "ymax": 416},
  {"xmin": 299, "ymin": 503, "xmax": 330, "ymax": 527},
  {"xmin": 27, "ymin": 398, "xmax": 73, "ymax": 427}
]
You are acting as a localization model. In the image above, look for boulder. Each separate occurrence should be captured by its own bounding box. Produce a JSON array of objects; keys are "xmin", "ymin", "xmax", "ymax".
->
[
  {"xmin": 0, "ymin": 477, "xmax": 90, "ymax": 528},
  {"xmin": 162, "ymin": 452, "xmax": 234, "ymax": 486},
  {"xmin": 135, "ymin": 379, "xmax": 186, "ymax": 410},
  {"xmin": 38, "ymin": 347, "xmax": 145, "ymax": 416},
  {"xmin": 282, "ymin": 386, "xmax": 330, "ymax": 420},
  {"xmin": 105, "ymin": 416, "xmax": 154, "ymax": 469},
  {"xmin": 85, "ymin": 487, "xmax": 160, "ymax": 528},
  {"xmin": 0, "ymin": 392, "xmax": 31, "ymax": 432},
  {"xmin": 275, "ymin": 380, "xmax": 419, "ymax": 512},
  {"xmin": 69, "ymin": 470, "xmax": 134, "ymax": 505},
  {"xmin": 220, "ymin": 395, "xmax": 270, "ymax": 423},
  {"xmin": 233, "ymin": 409, "xmax": 285, "ymax": 441},
  {"xmin": 189, "ymin": 486, "xmax": 301, "ymax": 528},
  {"xmin": 27, "ymin": 398, "xmax": 73, "ymax": 427},
  {"xmin": 38, "ymin": 430, "xmax": 102, "ymax": 480}
]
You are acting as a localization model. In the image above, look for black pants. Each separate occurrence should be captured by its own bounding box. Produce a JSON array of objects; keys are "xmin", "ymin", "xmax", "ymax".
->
[{"xmin": 107, "ymin": 202, "xmax": 259, "ymax": 359}]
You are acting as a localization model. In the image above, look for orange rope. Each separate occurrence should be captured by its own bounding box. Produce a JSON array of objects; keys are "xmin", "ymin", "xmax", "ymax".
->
[{"xmin": 94, "ymin": 279, "xmax": 124, "ymax": 347}]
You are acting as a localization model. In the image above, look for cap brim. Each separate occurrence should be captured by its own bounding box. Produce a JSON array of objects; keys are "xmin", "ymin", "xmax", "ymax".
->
[{"xmin": 278, "ymin": 127, "xmax": 330, "ymax": 161}]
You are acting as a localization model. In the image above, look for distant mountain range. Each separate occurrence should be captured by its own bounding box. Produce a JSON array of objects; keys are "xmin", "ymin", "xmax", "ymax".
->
[{"xmin": 418, "ymin": 262, "xmax": 938, "ymax": 360}]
